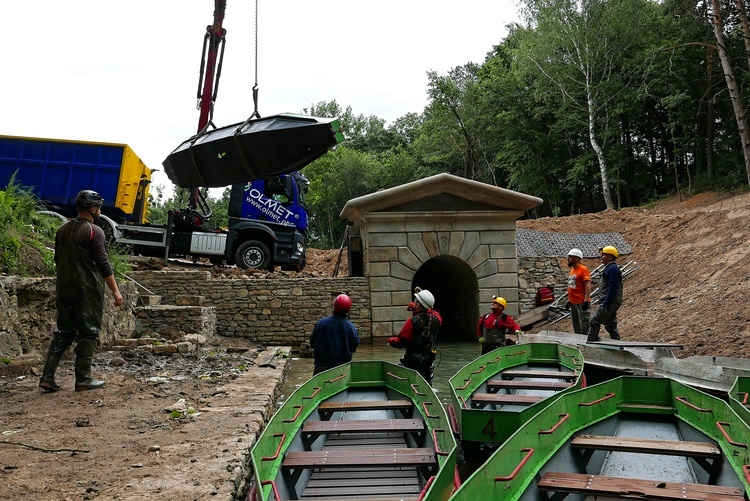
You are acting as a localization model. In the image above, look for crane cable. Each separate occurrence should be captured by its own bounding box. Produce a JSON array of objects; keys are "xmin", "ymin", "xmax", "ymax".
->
[{"xmin": 251, "ymin": 0, "xmax": 261, "ymax": 119}]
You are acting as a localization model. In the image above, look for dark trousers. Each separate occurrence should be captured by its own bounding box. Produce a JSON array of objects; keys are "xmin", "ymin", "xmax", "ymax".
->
[
  {"xmin": 587, "ymin": 304, "xmax": 620, "ymax": 342},
  {"xmin": 570, "ymin": 303, "xmax": 590, "ymax": 335}
]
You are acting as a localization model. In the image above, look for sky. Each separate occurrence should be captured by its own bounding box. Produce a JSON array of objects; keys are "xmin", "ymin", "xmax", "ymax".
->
[{"xmin": 2, "ymin": 1, "xmax": 520, "ymax": 191}]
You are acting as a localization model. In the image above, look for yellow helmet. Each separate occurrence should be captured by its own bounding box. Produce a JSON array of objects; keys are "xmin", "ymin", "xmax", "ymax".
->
[
  {"xmin": 491, "ymin": 295, "xmax": 507, "ymax": 308},
  {"xmin": 600, "ymin": 245, "xmax": 619, "ymax": 258}
]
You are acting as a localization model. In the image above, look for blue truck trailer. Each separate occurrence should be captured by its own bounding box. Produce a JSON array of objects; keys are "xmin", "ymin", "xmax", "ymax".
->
[{"xmin": 0, "ymin": 134, "xmax": 152, "ymax": 240}]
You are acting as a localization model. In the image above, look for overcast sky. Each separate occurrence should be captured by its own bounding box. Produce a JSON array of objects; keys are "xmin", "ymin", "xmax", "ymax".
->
[{"xmin": 2, "ymin": 1, "xmax": 520, "ymax": 190}]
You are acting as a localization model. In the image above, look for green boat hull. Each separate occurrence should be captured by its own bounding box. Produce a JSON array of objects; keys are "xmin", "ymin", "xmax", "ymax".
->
[
  {"xmin": 251, "ymin": 361, "xmax": 457, "ymax": 501},
  {"xmin": 452, "ymin": 376, "xmax": 750, "ymax": 500},
  {"xmin": 449, "ymin": 342, "xmax": 584, "ymax": 454},
  {"xmin": 729, "ymin": 376, "xmax": 750, "ymax": 428}
]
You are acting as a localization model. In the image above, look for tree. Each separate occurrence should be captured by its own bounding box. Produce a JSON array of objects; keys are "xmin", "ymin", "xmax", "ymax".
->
[{"xmin": 517, "ymin": 0, "xmax": 661, "ymax": 209}]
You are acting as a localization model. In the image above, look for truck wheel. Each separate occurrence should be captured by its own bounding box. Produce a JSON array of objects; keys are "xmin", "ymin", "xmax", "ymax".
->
[{"xmin": 236, "ymin": 240, "xmax": 271, "ymax": 269}]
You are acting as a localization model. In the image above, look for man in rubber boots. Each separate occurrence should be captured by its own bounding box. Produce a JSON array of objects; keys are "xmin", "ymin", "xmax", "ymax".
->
[
  {"xmin": 587, "ymin": 246, "xmax": 623, "ymax": 342},
  {"xmin": 477, "ymin": 296, "xmax": 522, "ymax": 354},
  {"xmin": 39, "ymin": 190, "xmax": 124, "ymax": 392},
  {"xmin": 310, "ymin": 293, "xmax": 360, "ymax": 375},
  {"xmin": 387, "ymin": 288, "xmax": 441, "ymax": 385}
]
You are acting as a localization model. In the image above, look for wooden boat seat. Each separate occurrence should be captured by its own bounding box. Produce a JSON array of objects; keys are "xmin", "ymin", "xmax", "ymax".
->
[
  {"xmin": 537, "ymin": 472, "xmax": 745, "ymax": 500},
  {"xmin": 471, "ymin": 393, "xmax": 545, "ymax": 405},
  {"xmin": 502, "ymin": 369, "xmax": 577, "ymax": 380},
  {"xmin": 571, "ymin": 435, "xmax": 722, "ymax": 458},
  {"xmin": 317, "ymin": 399, "xmax": 412, "ymax": 412},
  {"xmin": 487, "ymin": 379, "xmax": 572, "ymax": 391},
  {"xmin": 303, "ymin": 418, "xmax": 424, "ymax": 435},
  {"xmin": 282, "ymin": 447, "xmax": 436, "ymax": 469}
]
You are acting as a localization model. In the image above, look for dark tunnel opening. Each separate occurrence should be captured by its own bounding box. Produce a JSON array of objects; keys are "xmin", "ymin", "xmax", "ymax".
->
[{"xmin": 412, "ymin": 255, "xmax": 478, "ymax": 342}]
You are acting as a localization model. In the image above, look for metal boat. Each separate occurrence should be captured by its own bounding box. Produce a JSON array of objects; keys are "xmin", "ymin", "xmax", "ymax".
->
[
  {"xmin": 452, "ymin": 376, "xmax": 750, "ymax": 500},
  {"xmin": 250, "ymin": 361, "xmax": 457, "ymax": 501},
  {"xmin": 730, "ymin": 376, "xmax": 750, "ymax": 427},
  {"xmin": 163, "ymin": 113, "xmax": 344, "ymax": 188},
  {"xmin": 448, "ymin": 342, "xmax": 584, "ymax": 461}
]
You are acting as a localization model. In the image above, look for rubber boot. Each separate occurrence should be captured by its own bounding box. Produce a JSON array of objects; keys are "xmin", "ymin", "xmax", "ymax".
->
[
  {"xmin": 39, "ymin": 332, "xmax": 74, "ymax": 392},
  {"xmin": 74, "ymin": 339, "xmax": 105, "ymax": 391}
]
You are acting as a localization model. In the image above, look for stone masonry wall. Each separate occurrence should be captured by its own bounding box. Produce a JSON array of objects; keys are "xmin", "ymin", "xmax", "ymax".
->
[
  {"xmin": 0, "ymin": 277, "xmax": 137, "ymax": 358},
  {"xmin": 126, "ymin": 271, "xmax": 371, "ymax": 347},
  {"xmin": 517, "ymin": 256, "xmax": 567, "ymax": 312}
]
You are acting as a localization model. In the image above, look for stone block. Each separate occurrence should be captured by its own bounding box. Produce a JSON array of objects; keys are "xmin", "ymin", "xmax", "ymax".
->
[
  {"xmin": 390, "ymin": 262, "xmax": 415, "ymax": 281},
  {"xmin": 407, "ymin": 233, "xmax": 430, "ymax": 262},
  {"xmin": 176, "ymin": 341, "xmax": 194, "ymax": 353},
  {"xmin": 138, "ymin": 295, "xmax": 162, "ymax": 306},
  {"xmin": 153, "ymin": 344, "xmax": 178, "ymax": 356},
  {"xmin": 397, "ymin": 247, "xmax": 421, "ymax": 271},
  {"xmin": 370, "ymin": 292, "xmax": 393, "ymax": 307},
  {"xmin": 369, "ymin": 276, "xmax": 410, "ymax": 293},
  {"xmin": 447, "ymin": 231, "xmax": 464, "ymax": 257},
  {"xmin": 372, "ymin": 306, "xmax": 413, "ymax": 322},
  {"xmin": 459, "ymin": 232, "xmax": 480, "ymax": 261},
  {"xmin": 175, "ymin": 296, "xmax": 204, "ymax": 306},
  {"xmin": 480, "ymin": 230, "xmax": 516, "ymax": 245},
  {"xmin": 369, "ymin": 233, "xmax": 408, "ymax": 247},
  {"xmin": 367, "ymin": 247, "xmax": 398, "ymax": 262},
  {"xmin": 369, "ymin": 262, "xmax": 390, "ymax": 277}
]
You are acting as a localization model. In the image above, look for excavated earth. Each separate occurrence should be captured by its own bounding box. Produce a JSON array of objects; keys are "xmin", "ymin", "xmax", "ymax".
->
[{"xmin": 2, "ymin": 191, "xmax": 750, "ymax": 500}]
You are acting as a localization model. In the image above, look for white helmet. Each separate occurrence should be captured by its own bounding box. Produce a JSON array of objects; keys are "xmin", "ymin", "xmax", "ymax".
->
[
  {"xmin": 568, "ymin": 248, "xmax": 583, "ymax": 259},
  {"xmin": 414, "ymin": 289, "xmax": 435, "ymax": 309}
]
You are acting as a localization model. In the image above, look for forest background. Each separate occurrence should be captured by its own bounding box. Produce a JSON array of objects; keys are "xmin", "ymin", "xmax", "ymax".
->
[{"xmin": 148, "ymin": 0, "xmax": 750, "ymax": 250}]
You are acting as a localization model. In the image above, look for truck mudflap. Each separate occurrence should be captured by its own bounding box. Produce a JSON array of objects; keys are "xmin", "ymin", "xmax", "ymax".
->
[{"xmin": 163, "ymin": 114, "xmax": 344, "ymax": 188}]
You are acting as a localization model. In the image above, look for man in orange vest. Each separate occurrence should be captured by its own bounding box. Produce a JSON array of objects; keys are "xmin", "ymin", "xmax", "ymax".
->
[{"xmin": 566, "ymin": 248, "xmax": 591, "ymax": 335}]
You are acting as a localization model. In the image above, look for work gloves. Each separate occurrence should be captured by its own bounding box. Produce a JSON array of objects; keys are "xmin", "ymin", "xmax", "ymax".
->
[
  {"xmin": 514, "ymin": 330, "xmax": 522, "ymax": 337},
  {"xmin": 478, "ymin": 337, "xmax": 486, "ymax": 345}
]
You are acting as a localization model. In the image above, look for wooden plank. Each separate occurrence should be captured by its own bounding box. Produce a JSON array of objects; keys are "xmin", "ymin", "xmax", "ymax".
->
[
  {"xmin": 471, "ymin": 393, "xmax": 545, "ymax": 405},
  {"xmin": 487, "ymin": 379, "xmax": 572, "ymax": 391},
  {"xmin": 502, "ymin": 369, "xmax": 577, "ymax": 380},
  {"xmin": 318, "ymin": 399, "xmax": 412, "ymax": 412},
  {"xmin": 571, "ymin": 435, "xmax": 721, "ymax": 458},
  {"xmin": 538, "ymin": 472, "xmax": 744, "ymax": 500},
  {"xmin": 283, "ymin": 448, "xmax": 436, "ymax": 469},
  {"xmin": 303, "ymin": 418, "xmax": 424, "ymax": 435},
  {"xmin": 589, "ymin": 340, "xmax": 684, "ymax": 350}
]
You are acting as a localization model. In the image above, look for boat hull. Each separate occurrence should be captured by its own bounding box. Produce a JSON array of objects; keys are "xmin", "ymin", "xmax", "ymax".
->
[
  {"xmin": 163, "ymin": 113, "xmax": 344, "ymax": 188},
  {"xmin": 449, "ymin": 342, "xmax": 584, "ymax": 458},
  {"xmin": 452, "ymin": 376, "xmax": 750, "ymax": 500},
  {"xmin": 251, "ymin": 361, "xmax": 457, "ymax": 501}
]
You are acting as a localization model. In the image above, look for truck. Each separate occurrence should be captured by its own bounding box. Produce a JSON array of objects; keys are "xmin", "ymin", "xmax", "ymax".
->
[
  {"xmin": 0, "ymin": 134, "xmax": 152, "ymax": 241},
  {"xmin": 117, "ymin": 170, "xmax": 312, "ymax": 270}
]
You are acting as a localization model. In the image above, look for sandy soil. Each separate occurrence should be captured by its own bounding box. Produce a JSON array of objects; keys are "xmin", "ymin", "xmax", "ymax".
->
[{"xmin": 3, "ymin": 191, "xmax": 749, "ymax": 500}]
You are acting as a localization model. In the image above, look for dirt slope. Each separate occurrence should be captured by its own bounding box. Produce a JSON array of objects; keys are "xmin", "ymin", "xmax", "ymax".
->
[{"xmin": 518, "ymin": 191, "xmax": 750, "ymax": 358}]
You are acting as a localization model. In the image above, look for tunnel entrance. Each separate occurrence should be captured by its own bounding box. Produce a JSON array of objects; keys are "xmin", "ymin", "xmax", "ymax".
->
[{"xmin": 412, "ymin": 256, "xmax": 478, "ymax": 343}]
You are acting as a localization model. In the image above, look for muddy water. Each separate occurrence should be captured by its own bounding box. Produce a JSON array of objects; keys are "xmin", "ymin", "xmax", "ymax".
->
[{"xmin": 278, "ymin": 341, "xmax": 481, "ymax": 407}]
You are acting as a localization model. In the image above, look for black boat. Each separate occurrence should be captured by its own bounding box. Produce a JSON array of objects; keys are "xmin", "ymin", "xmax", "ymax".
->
[{"xmin": 163, "ymin": 113, "xmax": 344, "ymax": 188}]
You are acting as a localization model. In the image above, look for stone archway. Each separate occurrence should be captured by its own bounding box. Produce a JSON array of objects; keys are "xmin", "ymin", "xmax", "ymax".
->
[
  {"xmin": 412, "ymin": 256, "xmax": 477, "ymax": 342},
  {"xmin": 340, "ymin": 173, "xmax": 542, "ymax": 342}
]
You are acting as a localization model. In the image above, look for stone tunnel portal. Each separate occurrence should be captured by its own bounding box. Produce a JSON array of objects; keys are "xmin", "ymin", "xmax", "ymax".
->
[{"xmin": 412, "ymin": 255, "xmax": 478, "ymax": 343}]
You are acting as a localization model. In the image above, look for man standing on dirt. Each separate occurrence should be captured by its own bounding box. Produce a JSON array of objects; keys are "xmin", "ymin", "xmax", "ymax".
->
[
  {"xmin": 39, "ymin": 190, "xmax": 124, "ymax": 392},
  {"xmin": 310, "ymin": 293, "xmax": 360, "ymax": 375},
  {"xmin": 388, "ymin": 288, "xmax": 442, "ymax": 384},
  {"xmin": 566, "ymin": 248, "xmax": 592, "ymax": 335},
  {"xmin": 587, "ymin": 246, "xmax": 622, "ymax": 343},
  {"xmin": 477, "ymin": 296, "xmax": 522, "ymax": 354}
]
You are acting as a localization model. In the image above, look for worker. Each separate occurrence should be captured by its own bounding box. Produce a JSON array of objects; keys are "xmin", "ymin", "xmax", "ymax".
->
[
  {"xmin": 477, "ymin": 296, "xmax": 522, "ymax": 354},
  {"xmin": 39, "ymin": 190, "xmax": 124, "ymax": 392},
  {"xmin": 566, "ymin": 248, "xmax": 592, "ymax": 335},
  {"xmin": 310, "ymin": 293, "xmax": 360, "ymax": 375},
  {"xmin": 388, "ymin": 288, "xmax": 442, "ymax": 384},
  {"xmin": 587, "ymin": 246, "xmax": 623, "ymax": 342}
]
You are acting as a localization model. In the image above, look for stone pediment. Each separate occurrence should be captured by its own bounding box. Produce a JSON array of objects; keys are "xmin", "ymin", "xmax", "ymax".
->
[{"xmin": 340, "ymin": 173, "xmax": 542, "ymax": 226}]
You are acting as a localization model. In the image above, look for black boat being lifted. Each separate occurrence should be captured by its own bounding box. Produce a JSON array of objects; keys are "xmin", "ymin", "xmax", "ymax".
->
[{"xmin": 163, "ymin": 113, "xmax": 344, "ymax": 188}]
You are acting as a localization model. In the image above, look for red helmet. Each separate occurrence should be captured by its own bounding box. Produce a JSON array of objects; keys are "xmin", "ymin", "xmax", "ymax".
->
[{"xmin": 332, "ymin": 294, "xmax": 352, "ymax": 314}]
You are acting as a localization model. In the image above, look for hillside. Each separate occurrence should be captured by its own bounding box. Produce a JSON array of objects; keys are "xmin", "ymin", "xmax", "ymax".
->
[{"xmin": 519, "ymin": 191, "xmax": 750, "ymax": 358}]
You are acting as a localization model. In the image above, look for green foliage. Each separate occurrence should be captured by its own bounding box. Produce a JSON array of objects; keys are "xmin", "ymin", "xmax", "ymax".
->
[{"xmin": 0, "ymin": 178, "xmax": 57, "ymax": 276}]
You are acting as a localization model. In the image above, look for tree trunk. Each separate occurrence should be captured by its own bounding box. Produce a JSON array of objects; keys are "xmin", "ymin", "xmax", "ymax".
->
[
  {"xmin": 587, "ymin": 91, "xmax": 615, "ymax": 209},
  {"xmin": 711, "ymin": 0, "xmax": 750, "ymax": 187}
]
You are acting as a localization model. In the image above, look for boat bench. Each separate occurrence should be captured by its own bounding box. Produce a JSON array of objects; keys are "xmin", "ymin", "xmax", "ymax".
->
[
  {"xmin": 302, "ymin": 418, "xmax": 424, "ymax": 436},
  {"xmin": 471, "ymin": 393, "xmax": 545, "ymax": 406},
  {"xmin": 282, "ymin": 447, "xmax": 436, "ymax": 469},
  {"xmin": 487, "ymin": 379, "xmax": 572, "ymax": 391},
  {"xmin": 317, "ymin": 399, "xmax": 412, "ymax": 412},
  {"xmin": 571, "ymin": 435, "xmax": 722, "ymax": 458},
  {"xmin": 502, "ymin": 369, "xmax": 577, "ymax": 380},
  {"xmin": 537, "ymin": 472, "xmax": 745, "ymax": 500}
]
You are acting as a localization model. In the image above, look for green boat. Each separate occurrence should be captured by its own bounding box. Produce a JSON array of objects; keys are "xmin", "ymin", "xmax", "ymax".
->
[
  {"xmin": 448, "ymin": 342, "xmax": 584, "ymax": 460},
  {"xmin": 729, "ymin": 376, "xmax": 750, "ymax": 428},
  {"xmin": 250, "ymin": 361, "xmax": 457, "ymax": 501},
  {"xmin": 452, "ymin": 376, "xmax": 750, "ymax": 500}
]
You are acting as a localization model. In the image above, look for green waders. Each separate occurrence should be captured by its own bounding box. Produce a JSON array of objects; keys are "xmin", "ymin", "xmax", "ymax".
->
[{"xmin": 40, "ymin": 219, "xmax": 107, "ymax": 392}]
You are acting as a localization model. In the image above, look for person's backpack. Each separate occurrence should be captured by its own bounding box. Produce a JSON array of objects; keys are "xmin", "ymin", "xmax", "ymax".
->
[{"xmin": 535, "ymin": 286, "xmax": 555, "ymax": 307}]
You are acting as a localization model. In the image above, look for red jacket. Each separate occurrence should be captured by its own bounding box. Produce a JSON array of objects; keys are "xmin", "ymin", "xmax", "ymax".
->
[{"xmin": 476, "ymin": 312, "xmax": 520, "ymax": 338}]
